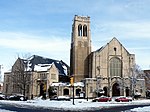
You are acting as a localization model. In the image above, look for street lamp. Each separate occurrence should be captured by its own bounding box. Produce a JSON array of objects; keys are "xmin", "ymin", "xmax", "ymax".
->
[
  {"xmin": 58, "ymin": 84, "xmax": 60, "ymax": 97},
  {"xmin": 72, "ymin": 83, "xmax": 75, "ymax": 105},
  {"xmin": 86, "ymin": 83, "xmax": 88, "ymax": 101},
  {"xmin": 70, "ymin": 76, "xmax": 75, "ymax": 105}
]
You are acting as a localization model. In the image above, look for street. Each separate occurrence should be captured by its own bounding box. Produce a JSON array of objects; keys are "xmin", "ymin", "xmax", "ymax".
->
[{"xmin": 0, "ymin": 102, "xmax": 150, "ymax": 112}]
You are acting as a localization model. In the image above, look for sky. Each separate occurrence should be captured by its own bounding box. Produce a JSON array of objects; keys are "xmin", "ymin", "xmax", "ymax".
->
[{"xmin": 0, "ymin": 0, "xmax": 150, "ymax": 78}]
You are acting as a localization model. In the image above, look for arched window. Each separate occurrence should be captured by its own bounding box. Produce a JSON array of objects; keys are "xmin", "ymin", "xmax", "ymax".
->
[
  {"xmin": 63, "ymin": 88, "xmax": 69, "ymax": 95},
  {"xmin": 6, "ymin": 84, "xmax": 8, "ymax": 93},
  {"xmin": 110, "ymin": 57, "xmax": 122, "ymax": 77},
  {"xmin": 83, "ymin": 25, "xmax": 87, "ymax": 36},
  {"xmin": 126, "ymin": 87, "xmax": 129, "ymax": 97},
  {"xmin": 78, "ymin": 24, "xmax": 82, "ymax": 36}
]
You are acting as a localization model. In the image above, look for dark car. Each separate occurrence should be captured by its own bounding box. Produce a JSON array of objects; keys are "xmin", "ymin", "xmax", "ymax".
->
[
  {"xmin": 92, "ymin": 96, "xmax": 111, "ymax": 102},
  {"xmin": 50, "ymin": 96, "xmax": 71, "ymax": 101},
  {"xmin": 115, "ymin": 96, "xmax": 132, "ymax": 102},
  {"xmin": 8, "ymin": 94, "xmax": 27, "ymax": 101},
  {"xmin": 0, "ymin": 94, "xmax": 5, "ymax": 100}
]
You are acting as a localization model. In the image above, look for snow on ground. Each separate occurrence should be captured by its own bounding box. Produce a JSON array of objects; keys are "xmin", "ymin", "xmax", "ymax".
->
[
  {"xmin": 130, "ymin": 106, "xmax": 150, "ymax": 112},
  {"xmin": 1, "ymin": 98, "xmax": 150, "ymax": 111}
]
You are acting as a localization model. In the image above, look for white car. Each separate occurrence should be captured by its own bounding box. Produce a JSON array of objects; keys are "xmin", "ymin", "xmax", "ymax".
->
[{"xmin": 50, "ymin": 96, "xmax": 71, "ymax": 101}]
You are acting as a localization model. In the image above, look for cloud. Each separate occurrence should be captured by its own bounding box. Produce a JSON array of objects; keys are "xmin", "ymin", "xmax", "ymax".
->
[
  {"xmin": 92, "ymin": 21, "xmax": 150, "ymax": 39},
  {"xmin": 91, "ymin": 21, "xmax": 150, "ymax": 50},
  {"xmin": 0, "ymin": 31, "xmax": 70, "ymax": 52},
  {"xmin": 0, "ymin": 31, "xmax": 71, "ymax": 70}
]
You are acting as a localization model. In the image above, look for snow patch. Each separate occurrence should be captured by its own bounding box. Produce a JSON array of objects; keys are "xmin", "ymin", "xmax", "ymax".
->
[
  {"xmin": 130, "ymin": 106, "xmax": 150, "ymax": 112},
  {"xmin": 34, "ymin": 64, "xmax": 51, "ymax": 71}
]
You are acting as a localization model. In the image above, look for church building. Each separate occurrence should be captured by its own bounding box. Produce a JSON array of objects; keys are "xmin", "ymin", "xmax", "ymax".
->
[{"xmin": 70, "ymin": 15, "xmax": 145, "ymax": 98}]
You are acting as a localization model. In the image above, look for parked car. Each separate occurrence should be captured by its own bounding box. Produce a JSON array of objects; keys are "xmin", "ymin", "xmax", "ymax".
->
[
  {"xmin": 115, "ymin": 96, "xmax": 132, "ymax": 102},
  {"xmin": 0, "ymin": 94, "xmax": 5, "ymax": 100},
  {"xmin": 8, "ymin": 94, "xmax": 27, "ymax": 101},
  {"xmin": 134, "ymin": 92, "xmax": 141, "ymax": 99},
  {"xmin": 50, "ymin": 96, "xmax": 71, "ymax": 101},
  {"xmin": 92, "ymin": 96, "xmax": 111, "ymax": 102}
]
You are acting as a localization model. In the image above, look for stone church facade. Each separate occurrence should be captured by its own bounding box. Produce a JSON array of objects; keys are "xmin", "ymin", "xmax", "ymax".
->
[
  {"xmin": 70, "ymin": 15, "xmax": 146, "ymax": 98},
  {"xmin": 3, "ymin": 55, "xmax": 70, "ymax": 99}
]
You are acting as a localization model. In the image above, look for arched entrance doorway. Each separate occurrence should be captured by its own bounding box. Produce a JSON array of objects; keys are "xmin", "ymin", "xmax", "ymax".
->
[
  {"xmin": 40, "ymin": 83, "xmax": 44, "ymax": 96},
  {"xmin": 76, "ymin": 88, "xmax": 81, "ymax": 96},
  {"xmin": 126, "ymin": 87, "xmax": 130, "ymax": 97},
  {"xmin": 63, "ymin": 89, "xmax": 69, "ymax": 95},
  {"xmin": 112, "ymin": 83, "xmax": 120, "ymax": 96},
  {"xmin": 103, "ymin": 87, "xmax": 108, "ymax": 96}
]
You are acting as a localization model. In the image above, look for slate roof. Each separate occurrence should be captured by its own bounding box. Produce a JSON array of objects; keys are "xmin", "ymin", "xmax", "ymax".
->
[{"xmin": 23, "ymin": 55, "xmax": 69, "ymax": 76}]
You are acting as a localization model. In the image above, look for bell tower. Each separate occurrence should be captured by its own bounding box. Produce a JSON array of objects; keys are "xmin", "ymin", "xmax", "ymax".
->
[{"xmin": 70, "ymin": 15, "xmax": 91, "ymax": 82}]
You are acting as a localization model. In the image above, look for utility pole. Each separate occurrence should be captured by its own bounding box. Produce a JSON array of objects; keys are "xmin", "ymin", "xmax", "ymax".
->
[
  {"xmin": 0, "ymin": 65, "xmax": 2, "ymax": 82},
  {"xmin": 87, "ymin": 83, "xmax": 88, "ymax": 101}
]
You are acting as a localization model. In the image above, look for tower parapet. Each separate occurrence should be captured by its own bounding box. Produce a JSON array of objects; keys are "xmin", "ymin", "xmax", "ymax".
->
[{"xmin": 74, "ymin": 15, "xmax": 90, "ymax": 22}]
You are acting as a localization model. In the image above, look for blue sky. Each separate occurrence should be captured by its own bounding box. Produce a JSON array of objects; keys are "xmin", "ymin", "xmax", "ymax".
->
[{"xmin": 0, "ymin": 0, "xmax": 150, "ymax": 76}]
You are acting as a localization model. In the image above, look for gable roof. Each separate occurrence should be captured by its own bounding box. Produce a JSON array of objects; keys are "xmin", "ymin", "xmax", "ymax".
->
[
  {"xmin": 22, "ymin": 55, "xmax": 69, "ymax": 76},
  {"xmin": 95, "ymin": 37, "xmax": 131, "ymax": 55}
]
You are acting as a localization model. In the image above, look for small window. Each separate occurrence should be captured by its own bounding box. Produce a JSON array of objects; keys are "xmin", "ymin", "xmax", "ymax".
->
[
  {"xmin": 51, "ymin": 74, "xmax": 56, "ymax": 80},
  {"xmin": 114, "ymin": 47, "xmax": 117, "ymax": 51},
  {"xmin": 90, "ymin": 86, "xmax": 93, "ymax": 93}
]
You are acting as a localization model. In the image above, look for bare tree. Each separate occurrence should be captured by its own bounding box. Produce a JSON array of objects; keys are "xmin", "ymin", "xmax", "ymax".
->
[
  {"xmin": 11, "ymin": 57, "xmax": 32, "ymax": 97},
  {"xmin": 143, "ymin": 70, "xmax": 150, "ymax": 89},
  {"xmin": 130, "ymin": 64, "xmax": 145, "ymax": 98}
]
